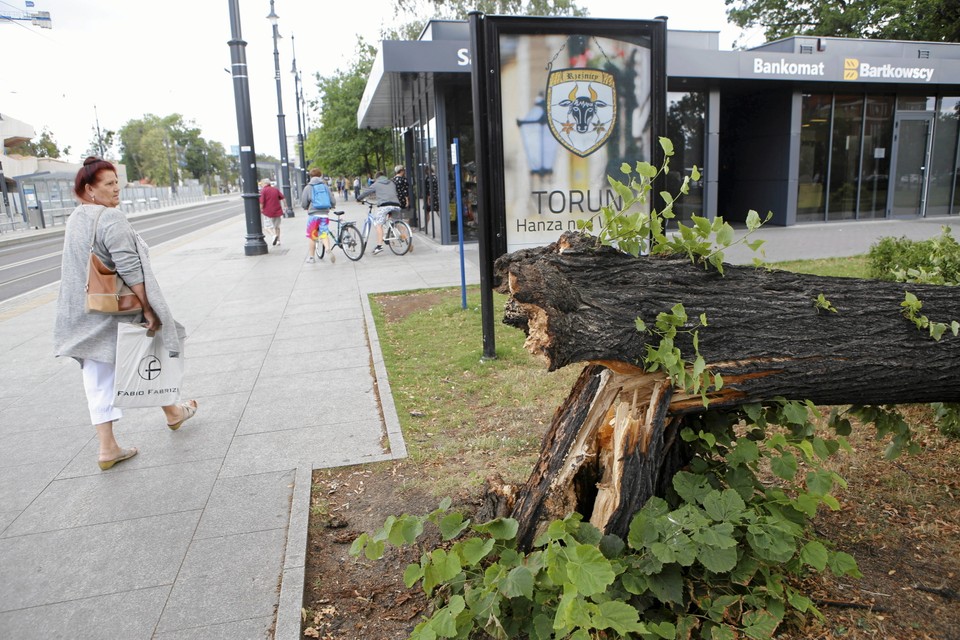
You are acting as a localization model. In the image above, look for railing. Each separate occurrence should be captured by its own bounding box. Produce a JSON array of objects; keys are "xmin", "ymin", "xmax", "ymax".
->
[{"xmin": 0, "ymin": 185, "xmax": 208, "ymax": 234}]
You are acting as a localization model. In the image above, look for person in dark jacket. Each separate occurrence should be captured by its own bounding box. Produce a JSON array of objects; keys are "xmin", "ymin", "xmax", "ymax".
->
[{"xmin": 393, "ymin": 165, "xmax": 410, "ymax": 211}]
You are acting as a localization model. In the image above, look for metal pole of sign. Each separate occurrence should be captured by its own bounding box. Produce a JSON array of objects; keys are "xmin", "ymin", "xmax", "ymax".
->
[
  {"xmin": 452, "ymin": 138, "xmax": 467, "ymax": 309},
  {"xmin": 468, "ymin": 11, "xmax": 497, "ymax": 360}
]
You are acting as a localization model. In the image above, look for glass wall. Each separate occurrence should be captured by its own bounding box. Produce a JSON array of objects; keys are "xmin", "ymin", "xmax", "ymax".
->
[
  {"xmin": 798, "ymin": 92, "xmax": 897, "ymax": 221},
  {"xmin": 666, "ymin": 91, "xmax": 705, "ymax": 225},
  {"xmin": 444, "ymin": 79, "xmax": 478, "ymax": 242},
  {"xmin": 858, "ymin": 95, "xmax": 895, "ymax": 218},
  {"xmin": 827, "ymin": 95, "xmax": 864, "ymax": 220},
  {"xmin": 928, "ymin": 96, "xmax": 960, "ymax": 216},
  {"xmin": 798, "ymin": 93, "xmax": 831, "ymax": 222}
]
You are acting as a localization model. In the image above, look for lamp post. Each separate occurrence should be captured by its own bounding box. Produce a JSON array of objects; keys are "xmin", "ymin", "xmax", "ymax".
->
[
  {"xmin": 516, "ymin": 93, "xmax": 559, "ymax": 179},
  {"xmin": 267, "ymin": 0, "xmax": 295, "ymax": 218},
  {"xmin": 291, "ymin": 33, "xmax": 308, "ymax": 187},
  {"xmin": 227, "ymin": 0, "xmax": 268, "ymax": 256}
]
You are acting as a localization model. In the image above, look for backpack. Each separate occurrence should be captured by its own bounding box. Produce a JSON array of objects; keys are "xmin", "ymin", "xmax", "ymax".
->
[{"xmin": 311, "ymin": 183, "xmax": 332, "ymax": 210}]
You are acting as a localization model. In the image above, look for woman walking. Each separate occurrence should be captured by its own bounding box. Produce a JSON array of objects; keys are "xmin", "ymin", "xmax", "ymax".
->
[{"xmin": 54, "ymin": 157, "xmax": 198, "ymax": 470}]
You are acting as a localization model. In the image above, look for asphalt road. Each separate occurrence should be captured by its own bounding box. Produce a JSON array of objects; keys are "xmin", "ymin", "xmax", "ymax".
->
[{"xmin": 0, "ymin": 200, "xmax": 244, "ymax": 304}]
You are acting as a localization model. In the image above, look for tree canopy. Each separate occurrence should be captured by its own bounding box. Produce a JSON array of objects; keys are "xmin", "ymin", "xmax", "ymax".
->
[
  {"xmin": 118, "ymin": 114, "xmax": 231, "ymax": 191},
  {"xmin": 7, "ymin": 127, "xmax": 70, "ymax": 159},
  {"xmin": 725, "ymin": 0, "xmax": 960, "ymax": 43},
  {"xmin": 305, "ymin": 39, "xmax": 395, "ymax": 179}
]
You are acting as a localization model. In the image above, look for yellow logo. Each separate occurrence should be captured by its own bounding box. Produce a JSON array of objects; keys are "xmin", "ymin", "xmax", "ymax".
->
[{"xmin": 844, "ymin": 58, "xmax": 859, "ymax": 80}]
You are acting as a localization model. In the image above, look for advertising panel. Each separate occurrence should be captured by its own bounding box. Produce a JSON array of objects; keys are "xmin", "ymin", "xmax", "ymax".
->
[{"xmin": 475, "ymin": 17, "xmax": 666, "ymax": 254}]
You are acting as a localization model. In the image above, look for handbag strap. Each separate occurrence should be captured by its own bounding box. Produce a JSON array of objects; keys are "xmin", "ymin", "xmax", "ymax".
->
[{"xmin": 88, "ymin": 205, "xmax": 108, "ymax": 253}]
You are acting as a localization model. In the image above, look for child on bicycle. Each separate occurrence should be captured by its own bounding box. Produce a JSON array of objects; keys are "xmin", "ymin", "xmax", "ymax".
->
[
  {"xmin": 300, "ymin": 168, "xmax": 337, "ymax": 263},
  {"xmin": 357, "ymin": 170, "xmax": 401, "ymax": 255}
]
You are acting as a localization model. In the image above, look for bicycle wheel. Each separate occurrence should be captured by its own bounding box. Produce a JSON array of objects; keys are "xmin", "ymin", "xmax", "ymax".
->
[
  {"xmin": 339, "ymin": 224, "xmax": 364, "ymax": 261},
  {"xmin": 387, "ymin": 220, "xmax": 412, "ymax": 255},
  {"xmin": 315, "ymin": 236, "xmax": 326, "ymax": 260}
]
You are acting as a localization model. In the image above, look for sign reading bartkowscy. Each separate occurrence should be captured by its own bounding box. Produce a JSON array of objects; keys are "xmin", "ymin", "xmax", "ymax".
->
[{"xmin": 483, "ymin": 18, "xmax": 666, "ymax": 254}]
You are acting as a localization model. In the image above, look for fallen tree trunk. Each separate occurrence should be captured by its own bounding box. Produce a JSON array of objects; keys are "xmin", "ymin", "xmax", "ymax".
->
[{"xmin": 492, "ymin": 232, "xmax": 960, "ymax": 547}]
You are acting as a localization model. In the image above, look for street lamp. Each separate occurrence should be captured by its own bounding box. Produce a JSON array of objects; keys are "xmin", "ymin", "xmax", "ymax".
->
[
  {"xmin": 291, "ymin": 33, "xmax": 308, "ymax": 188},
  {"xmin": 516, "ymin": 93, "xmax": 559, "ymax": 177},
  {"xmin": 227, "ymin": 0, "xmax": 268, "ymax": 256},
  {"xmin": 267, "ymin": 0, "xmax": 295, "ymax": 218}
]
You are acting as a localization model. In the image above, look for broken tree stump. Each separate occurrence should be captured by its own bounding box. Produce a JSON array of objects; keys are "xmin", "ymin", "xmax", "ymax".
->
[{"xmin": 493, "ymin": 231, "xmax": 960, "ymax": 547}]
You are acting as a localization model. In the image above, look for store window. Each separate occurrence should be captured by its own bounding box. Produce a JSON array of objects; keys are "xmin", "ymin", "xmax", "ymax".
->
[
  {"xmin": 798, "ymin": 93, "xmax": 831, "ymax": 222},
  {"xmin": 827, "ymin": 95, "xmax": 863, "ymax": 221},
  {"xmin": 666, "ymin": 91, "xmax": 705, "ymax": 224},
  {"xmin": 928, "ymin": 96, "xmax": 960, "ymax": 216},
  {"xmin": 897, "ymin": 96, "xmax": 936, "ymax": 111},
  {"xmin": 858, "ymin": 95, "xmax": 895, "ymax": 219}
]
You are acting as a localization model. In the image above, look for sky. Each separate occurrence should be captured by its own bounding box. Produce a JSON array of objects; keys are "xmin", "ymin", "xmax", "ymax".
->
[{"xmin": 1, "ymin": 0, "xmax": 761, "ymax": 164}]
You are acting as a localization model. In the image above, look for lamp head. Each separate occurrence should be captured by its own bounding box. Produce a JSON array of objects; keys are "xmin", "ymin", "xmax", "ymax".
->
[{"xmin": 266, "ymin": 0, "xmax": 279, "ymax": 26}]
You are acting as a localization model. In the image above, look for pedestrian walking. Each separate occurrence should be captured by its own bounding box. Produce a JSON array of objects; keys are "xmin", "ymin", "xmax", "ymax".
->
[
  {"xmin": 424, "ymin": 165, "xmax": 439, "ymax": 226},
  {"xmin": 53, "ymin": 157, "xmax": 198, "ymax": 471},
  {"xmin": 259, "ymin": 178, "xmax": 284, "ymax": 246},
  {"xmin": 353, "ymin": 176, "xmax": 360, "ymax": 201},
  {"xmin": 392, "ymin": 165, "xmax": 412, "ymax": 226},
  {"xmin": 358, "ymin": 170, "xmax": 401, "ymax": 256},
  {"xmin": 301, "ymin": 168, "xmax": 336, "ymax": 264}
]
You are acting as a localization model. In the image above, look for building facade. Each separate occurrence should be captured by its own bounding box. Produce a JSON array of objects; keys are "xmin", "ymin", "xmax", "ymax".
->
[{"xmin": 358, "ymin": 21, "xmax": 960, "ymax": 244}]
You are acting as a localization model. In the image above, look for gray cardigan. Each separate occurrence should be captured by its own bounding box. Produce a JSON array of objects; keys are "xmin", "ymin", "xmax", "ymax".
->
[{"xmin": 53, "ymin": 204, "xmax": 184, "ymax": 363}]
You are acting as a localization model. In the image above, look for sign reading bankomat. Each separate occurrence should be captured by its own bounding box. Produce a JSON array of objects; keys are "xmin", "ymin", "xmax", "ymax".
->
[{"xmin": 745, "ymin": 52, "xmax": 946, "ymax": 83}]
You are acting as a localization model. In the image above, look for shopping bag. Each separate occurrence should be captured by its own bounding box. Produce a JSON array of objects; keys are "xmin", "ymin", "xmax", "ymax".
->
[{"xmin": 113, "ymin": 322, "xmax": 184, "ymax": 408}]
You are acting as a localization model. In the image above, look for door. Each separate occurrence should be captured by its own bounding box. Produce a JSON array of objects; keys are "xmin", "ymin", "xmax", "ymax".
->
[{"xmin": 889, "ymin": 113, "xmax": 934, "ymax": 218}]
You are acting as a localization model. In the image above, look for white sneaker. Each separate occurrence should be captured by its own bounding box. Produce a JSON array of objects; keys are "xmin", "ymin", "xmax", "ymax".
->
[
  {"xmin": 372, "ymin": 245, "xmax": 383, "ymax": 255},
  {"xmin": 305, "ymin": 256, "xmax": 315, "ymax": 264}
]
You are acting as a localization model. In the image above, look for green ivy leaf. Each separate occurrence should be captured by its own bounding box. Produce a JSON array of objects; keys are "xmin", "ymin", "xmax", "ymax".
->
[
  {"xmin": 404, "ymin": 562, "xmax": 425, "ymax": 588},
  {"xmin": 649, "ymin": 620, "xmax": 677, "ymax": 639},
  {"xmin": 659, "ymin": 136, "xmax": 675, "ymax": 156},
  {"xmin": 593, "ymin": 600, "xmax": 648, "ymax": 635},
  {"xmin": 387, "ymin": 515, "xmax": 424, "ymax": 546},
  {"xmin": 697, "ymin": 544, "xmax": 738, "ymax": 573},
  {"xmin": 673, "ymin": 471, "xmax": 713, "ymax": 504},
  {"xmin": 438, "ymin": 512, "xmax": 469, "ymax": 541},
  {"xmin": 742, "ymin": 607, "xmax": 783, "ymax": 639},
  {"xmin": 702, "ymin": 489, "xmax": 747, "ymax": 522},
  {"xmin": 828, "ymin": 550, "xmax": 862, "ymax": 578},
  {"xmin": 564, "ymin": 544, "xmax": 616, "ymax": 596},
  {"xmin": 800, "ymin": 540, "xmax": 829, "ymax": 571},
  {"xmin": 727, "ymin": 438, "xmax": 760, "ymax": 466},
  {"xmin": 746, "ymin": 209, "xmax": 762, "ymax": 231},
  {"xmin": 636, "ymin": 161, "xmax": 658, "ymax": 178},
  {"xmin": 501, "ymin": 565, "xmax": 535, "ymax": 599},
  {"xmin": 771, "ymin": 451, "xmax": 798, "ymax": 480},
  {"xmin": 648, "ymin": 563, "xmax": 684, "ymax": 604},
  {"xmin": 474, "ymin": 517, "xmax": 519, "ymax": 540},
  {"xmin": 458, "ymin": 537, "xmax": 495, "ymax": 565},
  {"xmin": 710, "ymin": 624, "xmax": 737, "ymax": 640}
]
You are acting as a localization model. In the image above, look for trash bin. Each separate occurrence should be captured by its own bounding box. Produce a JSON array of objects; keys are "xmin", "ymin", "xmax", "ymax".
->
[{"xmin": 27, "ymin": 208, "xmax": 45, "ymax": 228}]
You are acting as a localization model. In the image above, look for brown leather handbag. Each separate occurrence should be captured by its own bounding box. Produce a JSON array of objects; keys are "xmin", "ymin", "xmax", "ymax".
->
[{"xmin": 85, "ymin": 207, "xmax": 143, "ymax": 315}]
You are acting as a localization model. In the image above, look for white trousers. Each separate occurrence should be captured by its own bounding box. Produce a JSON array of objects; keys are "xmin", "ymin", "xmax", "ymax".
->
[{"xmin": 81, "ymin": 359, "xmax": 123, "ymax": 425}]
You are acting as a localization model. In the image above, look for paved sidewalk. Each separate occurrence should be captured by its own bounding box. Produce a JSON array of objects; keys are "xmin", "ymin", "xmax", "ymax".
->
[
  {"xmin": 0, "ymin": 196, "xmax": 479, "ymax": 639},
  {"xmin": 0, "ymin": 196, "xmax": 954, "ymax": 639}
]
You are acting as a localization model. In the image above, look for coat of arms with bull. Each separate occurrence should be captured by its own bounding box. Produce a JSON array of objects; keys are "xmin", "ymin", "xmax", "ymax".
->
[{"xmin": 546, "ymin": 68, "xmax": 617, "ymax": 158}]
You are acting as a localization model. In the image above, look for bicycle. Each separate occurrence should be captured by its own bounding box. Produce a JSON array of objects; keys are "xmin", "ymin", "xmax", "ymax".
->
[
  {"xmin": 357, "ymin": 200, "xmax": 413, "ymax": 256},
  {"xmin": 314, "ymin": 210, "xmax": 364, "ymax": 262}
]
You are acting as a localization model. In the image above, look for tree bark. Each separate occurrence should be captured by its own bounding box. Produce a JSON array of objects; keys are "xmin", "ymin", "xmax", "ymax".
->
[{"xmin": 493, "ymin": 232, "xmax": 960, "ymax": 545}]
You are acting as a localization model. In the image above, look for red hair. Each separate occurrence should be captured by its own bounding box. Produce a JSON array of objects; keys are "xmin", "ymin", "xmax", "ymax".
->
[{"xmin": 73, "ymin": 156, "xmax": 118, "ymax": 199}]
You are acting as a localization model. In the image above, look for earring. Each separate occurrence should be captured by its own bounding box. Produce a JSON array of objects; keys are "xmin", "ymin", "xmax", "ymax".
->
[{"xmin": 91, "ymin": 195, "xmax": 97, "ymax": 203}]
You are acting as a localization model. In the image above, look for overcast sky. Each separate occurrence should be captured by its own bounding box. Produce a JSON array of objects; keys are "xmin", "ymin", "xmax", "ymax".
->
[{"xmin": 1, "ymin": 0, "xmax": 757, "ymax": 164}]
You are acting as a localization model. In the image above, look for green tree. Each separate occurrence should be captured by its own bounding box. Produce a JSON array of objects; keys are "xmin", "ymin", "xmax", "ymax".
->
[
  {"xmin": 7, "ymin": 127, "xmax": 70, "ymax": 159},
  {"xmin": 86, "ymin": 127, "xmax": 116, "ymax": 159},
  {"xmin": 306, "ymin": 39, "xmax": 395, "ymax": 178},
  {"xmin": 725, "ymin": 0, "xmax": 960, "ymax": 43},
  {"xmin": 118, "ymin": 114, "xmax": 224, "ymax": 188}
]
